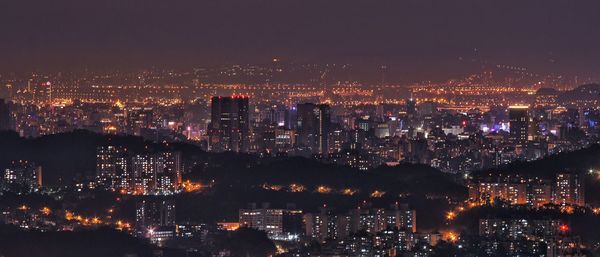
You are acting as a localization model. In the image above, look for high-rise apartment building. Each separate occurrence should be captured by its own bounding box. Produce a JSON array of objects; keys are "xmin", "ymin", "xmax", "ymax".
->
[
  {"xmin": 136, "ymin": 198, "xmax": 176, "ymax": 243},
  {"xmin": 554, "ymin": 173, "xmax": 585, "ymax": 206},
  {"xmin": 96, "ymin": 146, "xmax": 182, "ymax": 195},
  {"xmin": 1, "ymin": 160, "xmax": 42, "ymax": 192}
]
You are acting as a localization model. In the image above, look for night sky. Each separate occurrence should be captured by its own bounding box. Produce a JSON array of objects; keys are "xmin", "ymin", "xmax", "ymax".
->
[{"xmin": 2, "ymin": 0, "xmax": 600, "ymax": 78}]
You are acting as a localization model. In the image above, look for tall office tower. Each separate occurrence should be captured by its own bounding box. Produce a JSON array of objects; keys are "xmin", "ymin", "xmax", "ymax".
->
[
  {"xmin": 256, "ymin": 122, "xmax": 277, "ymax": 152},
  {"xmin": 328, "ymin": 128, "xmax": 346, "ymax": 154},
  {"xmin": 126, "ymin": 107, "xmax": 154, "ymax": 135},
  {"xmin": 295, "ymin": 103, "xmax": 331, "ymax": 154},
  {"xmin": 296, "ymin": 103, "xmax": 317, "ymax": 149},
  {"xmin": 316, "ymin": 104, "xmax": 331, "ymax": 155},
  {"xmin": 406, "ymin": 98, "xmax": 417, "ymax": 118},
  {"xmin": 288, "ymin": 106, "xmax": 297, "ymax": 130},
  {"xmin": 274, "ymin": 127, "xmax": 295, "ymax": 151},
  {"xmin": 508, "ymin": 106, "xmax": 529, "ymax": 145},
  {"xmin": 405, "ymin": 98, "xmax": 418, "ymax": 129},
  {"xmin": 265, "ymin": 105, "xmax": 290, "ymax": 127},
  {"xmin": 135, "ymin": 198, "xmax": 176, "ymax": 232},
  {"xmin": 356, "ymin": 118, "xmax": 371, "ymax": 132},
  {"xmin": 208, "ymin": 96, "xmax": 249, "ymax": 152},
  {"xmin": 554, "ymin": 173, "xmax": 585, "ymax": 206},
  {"xmin": 0, "ymin": 99, "xmax": 10, "ymax": 131}
]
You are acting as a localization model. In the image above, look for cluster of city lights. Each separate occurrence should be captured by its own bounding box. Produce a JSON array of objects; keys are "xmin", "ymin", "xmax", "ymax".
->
[
  {"xmin": 259, "ymin": 183, "xmax": 389, "ymax": 198},
  {"xmin": 181, "ymin": 180, "xmax": 203, "ymax": 192}
]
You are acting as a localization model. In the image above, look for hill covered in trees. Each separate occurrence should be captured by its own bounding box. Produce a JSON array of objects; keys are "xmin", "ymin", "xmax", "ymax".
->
[
  {"xmin": 472, "ymin": 144, "xmax": 600, "ymax": 204},
  {"xmin": 0, "ymin": 225, "xmax": 158, "ymax": 257},
  {"xmin": 0, "ymin": 130, "xmax": 466, "ymax": 199},
  {"xmin": 0, "ymin": 130, "xmax": 211, "ymax": 186},
  {"xmin": 474, "ymin": 144, "xmax": 600, "ymax": 179}
]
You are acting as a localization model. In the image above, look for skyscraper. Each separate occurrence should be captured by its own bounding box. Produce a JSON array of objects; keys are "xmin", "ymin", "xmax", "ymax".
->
[
  {"xmin": 0, "ymin": 99, "xmax": 10, "ymax": 131},
  {"xmin": 508, "ymin": 106, "xmax": 529, "ymax": 145},
  {"xmin": 295, "ymin": 103, "xmax": 331, "ymax": 154},
  {"xmin": 209, "ymin": 96, "xmax": 250, "ymax": 152},
  {"xmin": 316, "ymin": 104, "xmax": 331, "ymax": 155},
  {"xmin": 296, "ymin": 103, "xmax": 317, "ymax": 149},
  {"xmin": 406, "ymin": 98, "xmax": 417, "ymax": 118}
]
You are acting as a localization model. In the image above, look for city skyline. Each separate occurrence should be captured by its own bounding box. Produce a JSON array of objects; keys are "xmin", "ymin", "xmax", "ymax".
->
[{"xmin": 1, "ymin": 1, "xmax": 600, "ymax": 257}]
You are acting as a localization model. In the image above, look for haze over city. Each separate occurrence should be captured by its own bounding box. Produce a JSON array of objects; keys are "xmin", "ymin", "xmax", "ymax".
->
[
  {"xmin": 2, "ymin": 0, "xmax": 600, "ymax": 81},
  {"xmin": 1, "ymin": 1, "xmax": 600, "ymax": 257}
]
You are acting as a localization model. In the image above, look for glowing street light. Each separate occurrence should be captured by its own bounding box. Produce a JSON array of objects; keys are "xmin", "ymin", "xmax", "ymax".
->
[{"xmin": 446, "ymin": 211, "xmax": 457, "ymax": 220}]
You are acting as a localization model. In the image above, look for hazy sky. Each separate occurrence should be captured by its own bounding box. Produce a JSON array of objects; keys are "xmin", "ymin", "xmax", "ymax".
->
[{"xmin": 2, "ymin": 0, "xmax": 600, "ymax": 78}]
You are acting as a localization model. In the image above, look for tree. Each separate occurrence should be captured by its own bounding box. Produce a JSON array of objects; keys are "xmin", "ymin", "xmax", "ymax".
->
[{"xmin": 213, "ymin": 228, "xmax": 276, "ymax": 257}]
